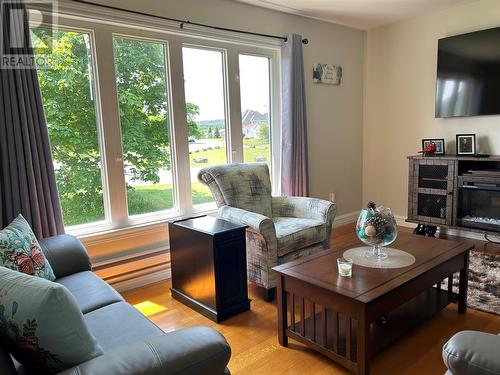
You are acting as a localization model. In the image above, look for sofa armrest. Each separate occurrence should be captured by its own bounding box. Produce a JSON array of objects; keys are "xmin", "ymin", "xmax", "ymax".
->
[
  {"xmin": 57, "ymin": 327, "xmax": 231, "ymax": 375},
  {"xmin": 272, "ymin": 196, "xmax": 336, "ymax": 224},
  {"xmin": 442, "ymin": 330, "xmax": 500, "ymax": 375},
  {"xmin": 39, "ymin": 234, "xmax": 91, "ymax": 278},
  {"xmin": 218, "ymin": 206, "xmax": 277, "ymax": 245}
]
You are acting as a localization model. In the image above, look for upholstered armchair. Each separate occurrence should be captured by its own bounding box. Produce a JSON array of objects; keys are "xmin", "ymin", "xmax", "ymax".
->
[{"xmin": 198, "ymin": 163, "xmax": 336, "ymax": 300}]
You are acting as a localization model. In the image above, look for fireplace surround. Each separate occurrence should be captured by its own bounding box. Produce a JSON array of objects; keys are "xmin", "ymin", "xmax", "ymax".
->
[{"xmin": 407, "ymin": 155, "xmax": 500, "ymax": 238}]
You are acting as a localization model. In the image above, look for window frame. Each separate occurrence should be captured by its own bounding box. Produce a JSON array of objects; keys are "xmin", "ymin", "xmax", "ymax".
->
[
  {"xmin": 111, "ymin": 33, "xmax": 179, "ymax": 221},
  {"xmin": 238, "ymin": 52, "xmax": 278, "ymax": 188},
  {"xmin": 29, "ymin": 7, "xmax": 282, "ymax": 237},
  {"xmin": 181, "ymin": 43, "xmax": 231, "ymax": 208},
  {"xmin": 31, "ymin": 22, "xmax": 113, "ymax": 232}
]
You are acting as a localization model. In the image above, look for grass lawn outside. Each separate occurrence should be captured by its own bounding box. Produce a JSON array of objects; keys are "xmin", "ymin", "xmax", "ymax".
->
[
  {"xmin": 128, "ymin": 183, "xmax": 214, "ymax": 215},
  {"xmin": 190, "ymin": 138, "xmax": 270, "ymax": 167},
  {"xmin": 61, "ymin": 182, "xmax": 214, "ymax": 226},
  {"xmin": 243, "ymin": 146, "xmax": 271, "ymax": 164},
  {"xmin": 190, "ymin": 147, "xmax": 228, "ymax": 166}
]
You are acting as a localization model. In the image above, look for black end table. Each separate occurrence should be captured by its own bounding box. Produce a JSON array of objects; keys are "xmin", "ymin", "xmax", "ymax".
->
[{"xmin": 168, "ymin": 215, "xmax": 250, "ymax": 322}]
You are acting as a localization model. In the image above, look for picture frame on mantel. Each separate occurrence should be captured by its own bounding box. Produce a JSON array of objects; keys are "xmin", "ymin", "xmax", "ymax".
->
[
  {"xmin": 422, "ymin": 138, "xmax": 445, "ymax": 155},
  {"xmin": 456, "ymin": 134, "xmax": 476, "ymax": 155}
]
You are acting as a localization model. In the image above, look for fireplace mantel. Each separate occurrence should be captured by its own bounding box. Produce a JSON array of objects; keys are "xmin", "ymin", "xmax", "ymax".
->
[
  {"xmin": 408, "ymin": 155, "xmax": 500, "ymax": 161},
  {"xmin": 407, "ymin": 155, "xmax": 500, "ymax": 235}
]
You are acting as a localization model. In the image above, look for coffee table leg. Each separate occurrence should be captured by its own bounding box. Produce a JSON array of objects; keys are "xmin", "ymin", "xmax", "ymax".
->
[
  {"xmin": 356, "ymin": 310, "xmax": 370, "ymax": 375},
  {"xmin": 277, "ymin": 275, "xmax": 288, "ymax": 346},
  {"xmin": 458, "ymin": 250, "xmax": 469, "ymax": 313}
]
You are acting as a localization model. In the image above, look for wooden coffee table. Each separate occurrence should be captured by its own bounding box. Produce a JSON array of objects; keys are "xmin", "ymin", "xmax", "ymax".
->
[{"xmin": 273, "ymin": 232, "xmax": 472, "ymax": 375}]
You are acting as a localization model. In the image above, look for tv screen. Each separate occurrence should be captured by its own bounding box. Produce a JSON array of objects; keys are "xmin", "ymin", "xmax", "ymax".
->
[{"xmin": 436, "ymin": 26, "xmax": 500, "ymax": 118}]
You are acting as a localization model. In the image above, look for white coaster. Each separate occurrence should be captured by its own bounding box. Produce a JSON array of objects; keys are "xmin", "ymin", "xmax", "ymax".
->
[{"xmin": 343, "ymin": 247, "xmax": 416, "ymax": 269}]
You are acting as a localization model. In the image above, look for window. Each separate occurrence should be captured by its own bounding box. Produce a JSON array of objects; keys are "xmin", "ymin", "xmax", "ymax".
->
[
  {"xmin": 30, "ymin": 10, "xmax": 280, "ymax": 235},
  {"xmin": 113, "ymin": 37, "xmax": 174, "ymax": 216},
  {"xmin": 32, "ymin": 28, "xmax": 105, "ymax": 227},
  {"xmin": 239, "ymin": 54, "xmax": 271, "ymax": 166},
  {"xmin": 182, "ymin": 46, "xmax": 228, "ymax": 206}
]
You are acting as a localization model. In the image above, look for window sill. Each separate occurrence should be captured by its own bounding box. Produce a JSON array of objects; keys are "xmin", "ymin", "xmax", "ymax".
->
[{"xmin": 69, "ymin": 203, "xmax": 218, "ymax": 241}]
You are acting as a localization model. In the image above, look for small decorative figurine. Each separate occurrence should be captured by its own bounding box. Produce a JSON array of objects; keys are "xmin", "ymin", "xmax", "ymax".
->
[{"xmin": 418, "ymin": 142, "xmax": 437, "ymax": 157}]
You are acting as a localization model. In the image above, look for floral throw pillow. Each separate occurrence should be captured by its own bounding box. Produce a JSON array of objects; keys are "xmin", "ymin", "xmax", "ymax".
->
[{"xmin": 0, "ymin": 215, "xmax": 55, "ymax": 281}]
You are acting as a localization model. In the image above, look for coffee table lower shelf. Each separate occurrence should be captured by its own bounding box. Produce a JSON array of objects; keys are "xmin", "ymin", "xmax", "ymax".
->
[{"xmin": 281, "ymin": 287, "xmax": 457, "ymax": 374}]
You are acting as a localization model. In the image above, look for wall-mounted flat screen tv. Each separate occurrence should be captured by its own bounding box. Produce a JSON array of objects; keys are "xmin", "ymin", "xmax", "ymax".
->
[{"xmin": 436, "ymin": 26, "xmax": 500, "ymax": 118}]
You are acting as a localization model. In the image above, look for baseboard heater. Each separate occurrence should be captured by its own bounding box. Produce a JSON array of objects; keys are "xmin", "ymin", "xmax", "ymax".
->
[{"xmin": 92, "ymin": 248, "xmax": 171, "ymax": 292}]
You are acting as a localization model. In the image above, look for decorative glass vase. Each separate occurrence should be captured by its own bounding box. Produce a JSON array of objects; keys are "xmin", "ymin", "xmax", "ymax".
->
[{"xmin": 356, "ymin": 202, "xmax": 398, "ymax": 260}]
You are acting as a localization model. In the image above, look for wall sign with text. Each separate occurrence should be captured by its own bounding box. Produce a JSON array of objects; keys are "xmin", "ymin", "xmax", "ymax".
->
[{"xmin": 313, "ymin": 63, "xmax": 342, "ymax": 85}]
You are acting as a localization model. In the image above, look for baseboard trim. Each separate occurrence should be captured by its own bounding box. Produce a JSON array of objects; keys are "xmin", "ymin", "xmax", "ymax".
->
[
  {"xmin": 394, "ymin": 215, "xmax": 495, "ymax": 242},
  {"xmin": 395, "ymin": 215, "xmax": 417, "ymax": 228},
  {"xmin": 334, "ymin": 211, "xmax": 358, "ymax": 227},
  {"xmin": 440, "ymin": 228, "xmax": 490, "ymax": 242},
  {"xmin": 110, "ymin": 267, "xmax": 171, "ymax": 292}
]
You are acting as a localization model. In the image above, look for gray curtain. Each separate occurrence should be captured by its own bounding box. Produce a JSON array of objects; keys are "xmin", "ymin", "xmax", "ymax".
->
[
  {"xmin": 281, "ymin": 33, "xmax": 309, "ymax": 197},
  {"xmin": 0, "ymin": 0, "xmax": 64, "ymax": 238}
]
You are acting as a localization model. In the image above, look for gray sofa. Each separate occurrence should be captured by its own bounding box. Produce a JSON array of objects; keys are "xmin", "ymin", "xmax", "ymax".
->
[
  {"xmin": 0, "ymin": 234, "xmax": 231, "ymax": 375},
  {"xmin": 443, "ymin": 330, "xmax": 500, "ymax": 375}
]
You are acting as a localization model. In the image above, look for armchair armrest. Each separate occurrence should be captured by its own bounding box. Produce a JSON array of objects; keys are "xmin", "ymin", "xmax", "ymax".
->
[
  {"xmin": 39, "ymin": 234, "xmax": 91, "ymax": 278},
  {"xmin": 442, "ymin": 330, "xmax": 500, "ymax": 375},
  {"xmin": 218, "ymin": 206, "xmax": 278, "ymax": 289},
  {"xmin": 58, "ymin": 327, "xmax": 231, "ymax": 375},
  {"xmin": 272, "ymin": 197, "xmax": 336, "ymax": 224},
  {"xmin": 218, "ymin": 206, "xmax": 276, "ymax": 242}
]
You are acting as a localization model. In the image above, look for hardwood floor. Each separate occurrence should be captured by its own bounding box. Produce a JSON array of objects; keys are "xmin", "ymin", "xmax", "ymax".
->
[{"xmin": 122, "ymin": 224, "xmax": 500, "ymax": 375}]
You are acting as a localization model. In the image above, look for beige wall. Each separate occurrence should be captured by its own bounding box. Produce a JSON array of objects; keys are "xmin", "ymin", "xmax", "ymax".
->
[
  {"xmin": 364, "ymin": 0, "xmax": 500, "ymax": 219},
  {"xmin": 89, "ymin": 0, "xmax": 365, "ymax": 216}
]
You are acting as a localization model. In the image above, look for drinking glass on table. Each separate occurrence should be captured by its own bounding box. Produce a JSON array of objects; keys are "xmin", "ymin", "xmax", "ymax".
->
[{"xmin": 337, "ymin": 257, "xmax": 353, "ymax": 277}]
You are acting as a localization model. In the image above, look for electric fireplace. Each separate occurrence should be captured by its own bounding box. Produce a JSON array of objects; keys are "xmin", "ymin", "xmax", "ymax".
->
[{"xmin": 458, "ymin": 175, "xmax": 500, "ymax": 232}]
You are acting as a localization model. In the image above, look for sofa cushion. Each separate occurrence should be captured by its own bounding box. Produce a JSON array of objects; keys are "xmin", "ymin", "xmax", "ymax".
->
[
  {"xmin": 0, "ymin": 266, "xmax": 103, "ymax": 374},
  {"xmin": 83, "ymin": 301, "xmax": 164, "ymax": 351},
  {"xmin": 56, "ymin": 271, "xmax": 124, "ymax": 314},
  {"xmin": 273, "ymin": 217, "xmax": 326, "ymax": 257},
  {"xmin": 53, "ymin": 327, "xmax": 231, "ymax": 375},
  {"xmin": 0, "ymin": 215, "xmax": 55, "ymax": 280},
  {"xmin": 39, "ymin": 235, "xmax": 91, "ymax": 279}
]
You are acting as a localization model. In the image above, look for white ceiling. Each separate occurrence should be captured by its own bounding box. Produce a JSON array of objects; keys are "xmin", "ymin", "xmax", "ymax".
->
[{"xmin": 234, "ymin": 0, "xmax": 479, "ymax": 30}]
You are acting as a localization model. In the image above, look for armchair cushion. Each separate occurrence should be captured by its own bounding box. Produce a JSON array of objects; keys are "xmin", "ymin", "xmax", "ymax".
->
[
  {"xmin": 273, "ymin": 217, "xmax": 326, "ymax": 257},
  {"xmin": 198, "ymin": 163, "xmax": 273, "ymax": 217}
]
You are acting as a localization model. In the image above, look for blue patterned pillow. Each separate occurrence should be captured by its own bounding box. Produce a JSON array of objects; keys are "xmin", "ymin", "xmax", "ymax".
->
[
  {"xmin": 0, "ymin": 215, "xmax": 55, "ymax": 280},
  {"xmin": 0, "ymin": 266, "xmax": 104, "ymax": 373}
]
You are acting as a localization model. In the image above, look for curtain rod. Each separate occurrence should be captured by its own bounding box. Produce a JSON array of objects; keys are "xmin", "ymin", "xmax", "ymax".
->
[{"xmin": 71, "ymin": 0, "xmax": 309, "ymax": 44}]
